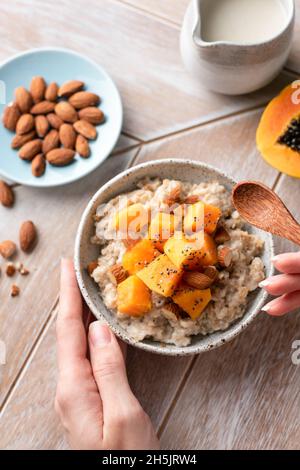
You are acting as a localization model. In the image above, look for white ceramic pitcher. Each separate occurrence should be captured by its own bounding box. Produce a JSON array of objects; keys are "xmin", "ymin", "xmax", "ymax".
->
[{"xmin": 180, "ymin": 0, "xmax": 295, "ymax": 95}]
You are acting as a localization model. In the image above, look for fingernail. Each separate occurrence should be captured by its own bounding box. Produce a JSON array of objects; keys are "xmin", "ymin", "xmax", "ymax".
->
[
  {"xmin": 259, "ymin": 279, "xmax": 273, "ymax": 288},
  {"xmin": 261, "ymin": 299, "xmax": 275, "ymax": 313},
  {"xmin": 261, "ymin": 304, "xmax": 270, "ymax": 313},
  {"xmin": 272, "ymin": 255, "xmax": 281, "ymax": 264},
  {"xmin": 89, "ymin": 321, "xmax": 111, "ymax": 347}
]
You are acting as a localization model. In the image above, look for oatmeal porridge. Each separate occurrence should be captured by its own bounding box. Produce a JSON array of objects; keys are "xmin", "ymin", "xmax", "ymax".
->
[{"xmin": 89, "ymin": 178, "xmax": 265, "ymax": 347}]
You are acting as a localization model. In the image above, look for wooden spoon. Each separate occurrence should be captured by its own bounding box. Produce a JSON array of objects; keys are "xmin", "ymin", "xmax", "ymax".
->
[{"xmin": 232, "ymin": 181, "xmax": 300, "ymax": 245}]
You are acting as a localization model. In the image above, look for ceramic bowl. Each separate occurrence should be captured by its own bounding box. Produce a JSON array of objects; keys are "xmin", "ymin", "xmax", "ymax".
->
[
  {"xmin": 75, "ymin": 159, "xmax": 274, "ymax": 356},
  {"xmin": 0, "ymin": 47, "xmax": 122, "ymax": 187},
  {"xmin": 180, "ymin": 0, "xmax": 295, "ymax": 95}
]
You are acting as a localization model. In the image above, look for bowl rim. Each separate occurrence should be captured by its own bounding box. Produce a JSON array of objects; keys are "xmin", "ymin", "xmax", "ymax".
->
[
  {"xmin": 74, "ymin": 158, "xmax": 275, "ymax": 356},
  {"xmin": 0, "ymin": 46, "xmax": 123, "ymax": 188}
]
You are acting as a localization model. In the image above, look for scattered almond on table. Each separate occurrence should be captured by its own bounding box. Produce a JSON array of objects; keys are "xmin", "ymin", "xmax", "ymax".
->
[
  {"xmin": 0, "ymin": 180, "xmax": 15, "ymax": 207},
  {"xmin": 2, "ymin": 77, "xmax": 105, "ymax": 177},
  {"xmin": 0, "ymin": 240, "xmax": 17, "ymax": 259},
  {"xmin": 6, "ymin": 263, "xmax": 16, "ymax": 277},
  {"xmin": 11, "ymin": 284, "xmax": 20, "ymax": 297},
  {"xmin": 0, "ymin": 219, "xmax": 37, "ymax": 297},
  {"xmin": 19, "ymin": 220, "xmax": 37, "ymax": 252}
]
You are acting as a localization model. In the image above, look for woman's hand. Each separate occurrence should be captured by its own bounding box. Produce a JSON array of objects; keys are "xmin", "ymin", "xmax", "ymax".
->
[
  {"xmin": 55, "ymin": 259, "xmax": 159, "ymax": 450},
  {"xmin": 260, "ymin": 252, "xmax": 300, "ymax": 316}
]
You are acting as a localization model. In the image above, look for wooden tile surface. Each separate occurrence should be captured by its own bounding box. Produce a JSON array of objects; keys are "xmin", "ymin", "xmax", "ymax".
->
[
  {"xmin": 121, "ymin": 0, "xmax": 189, "ymax": 25},
  {"xmin": 0, "ymin": 1, "xmax": 296, "ymax": 141}
]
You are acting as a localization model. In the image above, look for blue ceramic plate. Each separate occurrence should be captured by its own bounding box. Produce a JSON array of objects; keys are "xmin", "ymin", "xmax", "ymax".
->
[{"xmin": 0, "ymin": 48, "xmax": 123, "ymax": 187}]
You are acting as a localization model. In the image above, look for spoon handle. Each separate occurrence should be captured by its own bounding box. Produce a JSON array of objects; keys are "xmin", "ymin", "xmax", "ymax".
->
[{"xmin": 284, "ymin": 217, "xmax": 300, "ymax": 246}]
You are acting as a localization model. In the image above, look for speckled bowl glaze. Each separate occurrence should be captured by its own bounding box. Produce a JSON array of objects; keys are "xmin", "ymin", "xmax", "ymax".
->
[{"xmin": 75, "ymin": 159, "xmax": 274, "ymax": 356}]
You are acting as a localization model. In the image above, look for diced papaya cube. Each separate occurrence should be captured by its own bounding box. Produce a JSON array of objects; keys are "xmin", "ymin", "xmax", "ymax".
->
[
  {"xmin": 184, "ymin": 201, "xmax": 221, "ymax": 234},
  {"xmin": 172, "ymin": 285, "xmax": 211, "ymax": 320},
  {"xmin": 122, "ymin": 239, "xmax": 158, "ymax": 275},
  {"xmin": 137, "ymin": 254, "xmax": 182, "ymax": 297},
  {"xmin": 193, "ymin": 232, "xmax": 218, "ymax": 267},
  {"xmin": 117, "ymin": 275, "xmax": 152, "ymax": 316},
  {"xmin": 113, "ymin": 203, "xmax": 149, "ymax": 238},
  {"xmin": 164, "ymin": 233, "xmax": 218, "ymax": 270},
  {"xmin": 148, "ymin": 212, "xmax": 176, "ymax": 252}
]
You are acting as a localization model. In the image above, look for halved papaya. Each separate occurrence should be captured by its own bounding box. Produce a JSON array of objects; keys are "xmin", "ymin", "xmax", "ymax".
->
[{"xmin": 257, "ymin": 82, "xmax": 300, "ymax": 178}]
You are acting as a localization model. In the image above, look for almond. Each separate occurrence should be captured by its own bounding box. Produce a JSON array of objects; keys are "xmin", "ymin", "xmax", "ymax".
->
[
  {"xmin": 11, "ymin": 284, "xmax": 20, "ymax": 297},
  {"xmin": 183, "ymin": 271, "xmax": 214, "ymax": 289},
  {"xmin": 18, "ymin": 264, "xmax": 30, "ymax": 276},
  {"xmin": 30, "ymin": 76, "xmax": 46, "ymax": 103},
  {"xmin": 58, "ymin": 80, "xmax": 84, "ymax": 98},
  {"xmin": 11, "ymin": 130, "xmax": 36, "ymax": 149},
  {"xmin": 87, "ymin": 260, "xmax": 98, "ymax": 276},
  {"xmin": 164, "ymin": 186, "xmax": 181, "ymax": 205},
  {"xmin": 0, "ymin": 240, "xmax": 17, "ymax": 259},
  {"xmin": 19, "ymin": 139, "xmax": 42, "ymax": 161},
  {"xmin": 45, "ymin": 82, "xmax": 58, "ymax": 102},
  {"xmin": 6, "ymin": 263, "xmax": 16, "ymax": 277},
  {"xmin": 14, "ymin": 86, "xmax": 33, "ymax": 113},
  {"xmin": 109, "ymin": 264, "xmax": 128, "ymax": 284},
  {"xmin": 16, "ymin": 113, "xmax": 35, "ymax": 135},
  {"xmin": 218, "ymin": 246, "xmax": 232, "ymax": 268},
  {"xmin": 204, "ymin": 266, "xmax": 219, "ymax": 282},
  {"xmin": 19, "ymin": 220, "xmax": 37, "ymax": 252},
  {"xmin": 2, "ymin": 103, "xmax": 21, "ymax": 131},
  {"xmin": 75, "ymin": 134, "xmax": 90, "ymax": 158},
  {"xmin": 35, "ymin": 115, "xmax": 49, "ymax": 138},
  {"xmin": 69, "ymin": 91, "xmax": 100, "ymax": 109},
  {"xmin": 47, "ymin": 113, "xmax": 63, "ymax": 130},
  {"xmin": 42, "ymin": 129, "xmax": 60, "ymax": 154},
  {"xmin": 184, "ymin": 195, "xmax": 200, "ymax": 204},
  {"xmin": 73, "ymin": 119, "xmax": 97, "ymax": 140},
  {"xmin": 214, "ymin": 227, "xmax": 230, "ymax": 245},
  {"xmin": 163, "ymin": 302, "xmax": 187, "ymax": 319},
  {"xmin": 31, "ymin": 154, "xmax": 46, "ymax": 177},
  {"xmin": 55, "ymin": 101, "xmax": 78, "ymax": 123},
  {"xmin": 59, "ymin": 123, "xmax": 76, "ymax": 149},
  {"xmin": 46, "ymin": 148, "xmax": 75, "ymax": 166},
  {"xmin": 31, "ymin": 100, "xmax": 56, "ymax": 115},
  {"xmin": 78, "ymin": 107, "xmax": 105, "ymax": 125},
  {"xmin": 0, "ymin": 180, "xmax": 14, "ymax": 207}
]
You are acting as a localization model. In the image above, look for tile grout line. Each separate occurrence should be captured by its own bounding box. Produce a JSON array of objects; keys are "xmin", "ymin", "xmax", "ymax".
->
[
  {"xmin": 128, "ymin": 145, "xmax": 143, "ymax": 168},
  {"xmin": 118, "ymin": 69, "xmax": 298, "ymax": 149},
  {"xmin": 132, "ymin": 104, "xmax": 267, "ymax": 150},
  {"xmin": 272, "ymin": 172, "xmax": 283, "ymax": 191},
  {"xmin": 0, "ymin": 297, "xmax": 59, "ymax": 416},
  {"xmin": 111, "ymin": 142, "xmax": 142, "ymax": 157},
  {"xmin": 157, "ymin": 355, "xmax": 198, "ymax": 439},
  {"xmin": 121, "ymin": 130, "xmax": 145, "ymax": 143},
  {"xmin": 113, "ymin": 0, "xmax": 181, "ymax": 29},
  {"xmin": 283, "ymin": 67, "xmax": 300, "ymax": 77},
  {"xmin": 5, "ymin": 104, "xmax": 266, "ymax": 188},
  {"xmin": 102, "ymin": 66, "xmax": 298, "ymax": 148}
]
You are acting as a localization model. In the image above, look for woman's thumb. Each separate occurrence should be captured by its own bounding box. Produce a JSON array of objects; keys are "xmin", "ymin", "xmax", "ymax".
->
[{"xmin": 88, "ymin": 321, "xmax": 134, "ymax": 413}]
